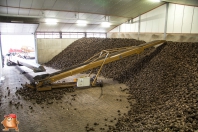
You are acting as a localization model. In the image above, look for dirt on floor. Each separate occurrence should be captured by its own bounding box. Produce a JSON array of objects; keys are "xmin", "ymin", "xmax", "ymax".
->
[{"xmin": 0, "ymin": 65, "xmax": 130, "ymax": 132}]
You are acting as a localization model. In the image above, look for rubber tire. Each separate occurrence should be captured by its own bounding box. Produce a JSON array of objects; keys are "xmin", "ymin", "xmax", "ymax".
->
[
  {"xmin": 7, "ymin": 62, "xmax": 11, "ymax": 66},
  {"xmin": 17, "ymin": 61, "xmax": 23, "ymax": 66}
]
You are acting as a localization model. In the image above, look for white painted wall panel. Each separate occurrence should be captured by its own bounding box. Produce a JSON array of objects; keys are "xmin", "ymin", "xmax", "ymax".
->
[
  {"xmin": 120, "ymin": 24, "xmax": 126, "ymax": 32},
  {"xmin": 158, "ymin": 5, "xmax": 166, "ymax": 32},
  {"xmin": 159, "ymin": 18, "xmax": 165, "ymax": 32},
  {"xmin": 151, "ymin": 7, "xmax": 158, "ymax": 33},
  {"xmin": 134, "ymin": 23, "xmax": 138, "ymax": 32},
  {"xmin": 110, "ymin": 26, "xmax": 119, "ymax": 32},
  {"xmin": 182, "ymin": 6, "xmax": 194, "ymax": 33},
  {"xmin": 167, "ymin": 4, "xmax": 176, "ymax": 33},
  {"xmin": 145, "ymin": 11, "xmax": 155, "ymax": 33},
  {"xmin": 152, "ymin": 19, "xmax": 159, "ymax": 32},
  {"xmin": 191, "ymin": 7, "xmax": 198, "ymax": 33},
  {"xmin": 157, "ymin": 4, "xmax": 166, "ymax": 14},
  {"xmin": 125, "ymin": 24, "xmax": 131, "ymax": 32},
  {"xmin": 130, "ymin": 24, "xmax": 136, "ymax": 32},
  {"xmin": 173, "ymin": 4, "xmax": 184, "ymax": 33},
  {"xmin": 109, "ymin": 3, "xmax": 198, "ymax": 34},
  {"xmin": 140, "ymin": 21, "xmax": 146, "ymax": 32},
  {"xmin": 145, "ymin": 20, "xmax": 152, "ymax": 32},
  {"xmin": 133, "ymin": 17, "xmax": 139, "ymax": 22},
  {"xmin": 140, "ymin": 14, "xmax": 147, "ymax": 32},
  {"xmin": 133, "ymin": 17, "xmax": 139, "ymax": 32},
  {"xmin": 141, "ymin": 4, "xmax": 166, "ymax": 33}
]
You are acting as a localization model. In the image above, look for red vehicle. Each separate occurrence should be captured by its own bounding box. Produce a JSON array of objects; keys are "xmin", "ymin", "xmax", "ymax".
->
[{"xmin": 6, "ymin": 46, "xmax": 35, "ymax": 66}]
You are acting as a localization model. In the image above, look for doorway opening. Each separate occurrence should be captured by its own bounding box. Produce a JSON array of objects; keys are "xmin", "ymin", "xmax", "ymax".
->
[{"xmin": 1, "ymin": 35, "xmax": 36, "ymax": 66}]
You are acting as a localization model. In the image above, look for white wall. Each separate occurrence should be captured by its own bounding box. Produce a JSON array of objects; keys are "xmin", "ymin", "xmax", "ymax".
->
[
  {"xmin": 167, "ymin": 4, "xmax": 197, "ymax": 33},
  {"xmin": 191, "ymin": 7, "xmax": 198, "ymax": 33},
  {"xmin": 37, "ymin": 38, "xmax": 78, "ymax": 64},
  {"xmin": 110, "ymin": 3, "xmax": 198, "ymax": 34},
  {"xmin": 110, "ymin": 26, "xmax": 119, "ymax": 32},
  {"xmin": 110, "ymin": 5, "xmax": 166, "ymax": 33}
]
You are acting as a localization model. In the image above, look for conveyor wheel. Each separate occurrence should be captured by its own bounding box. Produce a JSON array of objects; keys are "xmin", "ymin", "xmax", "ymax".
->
[{"xmin": 96, "ymin": 80, "xmax": 103, "ymax": 87}]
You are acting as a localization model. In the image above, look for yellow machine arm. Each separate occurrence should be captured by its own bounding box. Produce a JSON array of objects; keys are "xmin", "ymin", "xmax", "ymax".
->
[{"xmin": 29, "ymin": 40, "xmax": 165, "ymax": 91}]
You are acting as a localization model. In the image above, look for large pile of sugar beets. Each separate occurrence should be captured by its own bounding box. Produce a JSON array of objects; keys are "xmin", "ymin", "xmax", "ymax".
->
[
  {"xmin": 16, "ymin": 38, "xmax": 145, "ymax": 105},
  {"xmin": 47, "ymin": 38, "xmax": 198, "ymax": 131},
  {"xmin": 102, "ymin": 42, "xmax": 198, "ymax": 132},
  {"xmin": 45, "ymin": 38, "xmax": 145, "ymax": 69}
]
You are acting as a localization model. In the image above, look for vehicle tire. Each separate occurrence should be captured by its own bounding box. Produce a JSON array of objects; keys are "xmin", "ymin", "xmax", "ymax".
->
[
  {"xmin": 7, "ymin": 61, "xmax": 12, "ymax": 66},
  {"xmin": 17, "ymin": 61, "xmax": 23, "ymax": 66}
]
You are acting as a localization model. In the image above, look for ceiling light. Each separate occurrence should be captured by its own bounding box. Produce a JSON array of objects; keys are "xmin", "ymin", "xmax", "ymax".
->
[
  {"xmin": 150, "ymin": 0, "xmax": 161, "ymax": 2},
  {"xmin": 45, "ymin": 19, "xmax": 57, "ymax": 25},
  {"xmin": 101, "ymin": 22, "xmax": 111, "ymax": 27},
  {"xmin": 77, "ymin": 23, "xmax": 87, "ymax": 26},
  {"xmin": 76, "ymin": 20, "xmax": 87, "ymax": 26},
  {"xmin": 11, "ymin": 21, "xmax": 23, "ymax": 23}
]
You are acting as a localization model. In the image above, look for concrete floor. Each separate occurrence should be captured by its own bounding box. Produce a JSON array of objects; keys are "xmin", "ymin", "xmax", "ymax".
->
[{"xmin": 0, "ymin": 65, "xmax": 130, "ymax": 132}]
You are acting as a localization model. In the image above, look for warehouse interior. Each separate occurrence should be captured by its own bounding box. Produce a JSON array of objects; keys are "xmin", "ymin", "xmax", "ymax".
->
[{"xmin": 0, "ymin": 0, "xmax": 198, "ymax": 132}]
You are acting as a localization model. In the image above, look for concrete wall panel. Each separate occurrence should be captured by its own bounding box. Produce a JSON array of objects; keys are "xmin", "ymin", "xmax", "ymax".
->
[
  {"xmin": 37, "ymin": 38, "xmax": 78, "ymax": 64},
  {"xmin": 166, "ymin": 34, "xmax": 198, "ymax": 42},
  {"xmin": 107, "ymin": 32, "xmax": 138, "ymax": 40}
]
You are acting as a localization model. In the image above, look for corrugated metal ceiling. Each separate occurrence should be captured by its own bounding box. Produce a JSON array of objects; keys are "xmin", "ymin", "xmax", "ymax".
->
[
  {"xmin": 0, "ymin": 0, "xmax": 197, "ymax": 33},
  {"xmin": 0, "ymin": 22, "xmax": 38, "ymax": 34}
]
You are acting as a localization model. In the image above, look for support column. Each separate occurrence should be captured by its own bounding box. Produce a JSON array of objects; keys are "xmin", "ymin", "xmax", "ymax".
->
[
  {"xmin": 34, "ymin": 33, "xmax": 38, "ymax": 63},
  {"xmin": 60, "ymin": 32, "xmax": 62, "ymax": 38},
  {"xmin": 164, "ymin": 3, "xmax": 169, "ymax": 40},
  {"xmin": 138, "ymin": 16, "xmax": 141, "ymax": 40},
  {"xmin": 0, "ymin": 33, "xmax": 3, "ymax": 79}
]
